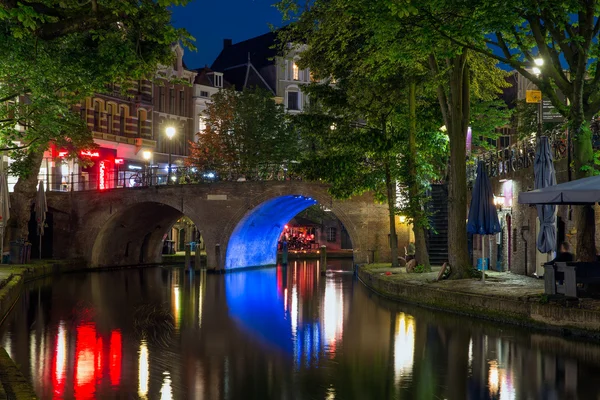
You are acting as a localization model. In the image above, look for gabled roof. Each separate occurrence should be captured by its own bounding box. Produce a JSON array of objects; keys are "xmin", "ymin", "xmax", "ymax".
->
[
  {"xmin": 211, "ymin": 31, "xmax": 279, "ymax": 72},
  {"xmin": 193, "ymin": 66, "xmax": 232, "ymax": 89}
]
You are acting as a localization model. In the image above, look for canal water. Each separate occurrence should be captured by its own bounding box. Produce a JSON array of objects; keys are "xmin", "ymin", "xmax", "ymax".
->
[{"xmin": 1, "ymin": 260, "xmax": 600, "ymax": 399}]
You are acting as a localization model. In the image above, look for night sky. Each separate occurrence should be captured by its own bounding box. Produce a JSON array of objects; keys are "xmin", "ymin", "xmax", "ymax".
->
[{"xmin": 171, "ymin": 0, "xmax": 285, "ymax": 70}]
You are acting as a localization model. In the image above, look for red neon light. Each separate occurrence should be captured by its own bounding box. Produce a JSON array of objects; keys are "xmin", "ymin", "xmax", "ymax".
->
[
  {"xmin": 81, "ymin": 150, "xmax": 100, "ymax": 157},
  {"xmin": 99, "ymin": 161, "xmax": 106, "ymax": 190},
  {"xmin": 114, "ymin": 158, "xmax": 124, "ymax": 165},
  {"xmin": 58, "ymin": 151, "xmax": 68, "ymax": 158},
  {"xmin": 109, "ymin": 331, "xmax": 122, "ymax": 387}
]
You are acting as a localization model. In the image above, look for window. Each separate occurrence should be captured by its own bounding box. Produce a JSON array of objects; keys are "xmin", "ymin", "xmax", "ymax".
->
[
  {"xmin": 287, "ymin": 91, "xmax": 299, "ymax": 111},
  {"xmin": 169, "ymin": 88, "xmax": 175, "ymax": 114},
  {"xmin": 93, "ymin": 101, "xmax": 101, "ymax": 131},
  {"xmin": 200, "ymin": 90, "xmax": 209, "ymax": 97},
  {"xmin": 292, "ymin": 62, "xmax": 299, "ymax": 80},
  {"xmin": 137, "ymin": 110, "xmax": 145, "ymax": 136},
  {"xmin": 214, "ymin": 74, "xmax": 222, "ymax": 88},
  {"xmin": 107, "ymin": 104, "xmax": 113, "ymax": 134},
  {"xmin": 120, "ymin": 107, "xmax": 127, "ymax": 135},
  {"xmin": 199, "ymin": 116, "xmax": 207, "ymax": 133},
  {"xmin": 327, "ymin": 227, "xmax": 337, "ymax": 242},
  {"xmin": 179, "ymin": 91, "xmax": 185, "ymax": 115},
  {"xmin": 499, "ymin": 136, "xmax": 510, "ymax": 148},
  {"xmin": 159, "ymin": 87, "xmax": 165, "ymax": 112}
]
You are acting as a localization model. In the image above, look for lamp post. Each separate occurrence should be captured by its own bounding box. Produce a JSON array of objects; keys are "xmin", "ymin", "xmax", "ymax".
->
[
  {"xmin": 532, "ymin": 58, "xmax": 544, "ymax": 137},
  {"xmin": 143, "ymin": 150, "xmax": 152, "ymax": 186},
  {"xmin": 166, "ymin": 126, "xmax": 176, "ymax": 184}
]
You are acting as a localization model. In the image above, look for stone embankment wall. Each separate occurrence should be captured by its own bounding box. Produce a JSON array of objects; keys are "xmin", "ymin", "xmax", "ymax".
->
[{"xmin": 359, "ymin": 267, "xmax": 600, "ymax": 337}]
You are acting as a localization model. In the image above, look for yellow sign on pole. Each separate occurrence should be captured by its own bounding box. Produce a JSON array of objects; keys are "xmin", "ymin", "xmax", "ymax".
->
[{"xmin": 526, "ymin": 90, "xmax": 542, "ymax": 103}]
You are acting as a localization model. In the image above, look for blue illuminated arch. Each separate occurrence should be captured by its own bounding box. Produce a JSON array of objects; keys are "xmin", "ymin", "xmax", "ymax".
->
[{"xmin": 225, "ymin": 195, "xmax": 317, "ymax": 270}]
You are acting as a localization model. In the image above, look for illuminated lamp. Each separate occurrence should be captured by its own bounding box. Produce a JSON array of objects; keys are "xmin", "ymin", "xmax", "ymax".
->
[
  {"xmin": 399, "ymin": 215, "xmax": 407, "ymax": 224},
  {"xmin": 81, "ymin": 150, "xmax": 100, "ymax": 157},
  {"xmin": 58, "ymin": 151, "xmax": 68, "ymax": 158}
]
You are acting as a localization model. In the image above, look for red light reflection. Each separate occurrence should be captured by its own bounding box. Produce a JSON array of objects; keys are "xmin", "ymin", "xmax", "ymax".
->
[
  {"xmin": 53, "ymin": 323, "xmax": 123, "ymax": 399},
  {"xmin": 109, "ymin": 331, "xmax": 122, "ymax": 387}
]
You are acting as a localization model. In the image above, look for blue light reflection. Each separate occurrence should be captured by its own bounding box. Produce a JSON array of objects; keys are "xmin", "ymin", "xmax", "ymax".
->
[
  {"xmin": 225, "ymin": 195, "xmax": 317, "ymax": 269},
  {"xmin": 225, "ymin": 268, "xmax": 292, "ymax": 353}
]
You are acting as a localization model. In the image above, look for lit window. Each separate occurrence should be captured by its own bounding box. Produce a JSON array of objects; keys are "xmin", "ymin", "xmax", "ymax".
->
[
  {"xmin": 292, "ymin": 62, "xmax": 299, "ymax": 80},
  {"xmin": 198, "ymin": 116, "xmax": 207, "ymax": 132}
]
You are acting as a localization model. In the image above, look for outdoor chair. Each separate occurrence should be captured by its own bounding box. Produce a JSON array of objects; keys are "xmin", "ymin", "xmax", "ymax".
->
[{"xmin": 544, "ymin": 261, "xmax": 600, "ymax": 298}]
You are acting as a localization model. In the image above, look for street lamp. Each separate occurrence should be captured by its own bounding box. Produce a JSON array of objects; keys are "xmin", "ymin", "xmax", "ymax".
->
[
  {"xmin": 532, "ymin": 58, "xmax": 544, "ymax": 137},
  {"xmin": 143, "ymin": 150, "xmax": 152, "ymax": 186},
  {"xmin": 166, "ymin": 126, "xmax": 176, "ymax": 184}
]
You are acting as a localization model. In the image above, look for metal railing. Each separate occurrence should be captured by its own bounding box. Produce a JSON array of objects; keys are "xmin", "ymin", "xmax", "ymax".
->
[
  {"xmin": 38, "ymin": 164, "xmax": 302, "ymax": 192},
  {"xmin": 467, "ymin": 128, "xmax": 568, "ymax": 184}
]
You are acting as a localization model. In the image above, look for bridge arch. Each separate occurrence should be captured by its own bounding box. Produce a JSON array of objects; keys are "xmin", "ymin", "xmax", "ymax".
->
[
  {"xmin": 222, "ymin": 189, "xmax": 362, "ymax": 270},
  {"xmin": 90, "ymin": 201, "xmax": 199, "ymax": 267}
]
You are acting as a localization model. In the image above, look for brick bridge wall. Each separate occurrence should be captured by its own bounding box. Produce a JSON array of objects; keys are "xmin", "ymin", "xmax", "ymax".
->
[{"xmin": 46, "ymin": 181, "xmax": 394, "ymax": 269}]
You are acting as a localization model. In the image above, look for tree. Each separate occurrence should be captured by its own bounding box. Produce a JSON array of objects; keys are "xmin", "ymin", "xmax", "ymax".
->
[
  {"xmin": 0, "ymin": 0, "xmax": 193, "ymax": 242},
  {"xmin": 278, "ymin": 0, "xmax": 509, "ymax": 276},
  {"xmin": 187, "ymin": 87, "xmax": 298, "ymax": 180},
  {"xmin": 433, "ymin": 0, "xmax": 600, "ymax": 261}
]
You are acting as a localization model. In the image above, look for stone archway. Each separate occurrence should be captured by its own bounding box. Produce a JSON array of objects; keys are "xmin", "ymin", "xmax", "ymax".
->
[
  {"xmin": 223, "ymin": 193, "xmax": 362, "ymax": 270},
  {"xmin": 90, "ymin": 201, "xmax": 196, "ymax": 267}
]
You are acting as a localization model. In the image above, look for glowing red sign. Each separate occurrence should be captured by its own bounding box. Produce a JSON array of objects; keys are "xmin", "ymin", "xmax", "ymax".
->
[
  {"xmin": 114, "ymin": 158, "xmax": 124, "ymax": 165},
  {"xmin": 99, "ymin": 161, "xmax": 107, "ymax": 190},
  {"xmin": 81, "ymin": 150, "xmax": 100, "ymax": 157},
  {"xmin": 58, "ymin": 151, "xmax": 68, "ymax": 158}
]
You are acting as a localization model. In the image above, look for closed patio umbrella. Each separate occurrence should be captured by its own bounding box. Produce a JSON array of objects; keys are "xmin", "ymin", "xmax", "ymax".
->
[
  {"xmin": 36, "ymin": 180, "xmax": 47, "ymax": 260},
  {"xmin": 467, "ymin": 161, "xmax": 501, "ymax": 282},
  {"xmin": 534, "ymin": 136, "xmax": 557, "ymax": 255},
  {"xmin": 0, "ymin": 173, "xmax": 9, "ymax": 264}
]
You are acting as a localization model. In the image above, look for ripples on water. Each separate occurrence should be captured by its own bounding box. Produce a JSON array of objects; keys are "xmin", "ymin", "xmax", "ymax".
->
[{"xmin": 1, "ymin": 260, "xmax": 600, "ymax": 399}]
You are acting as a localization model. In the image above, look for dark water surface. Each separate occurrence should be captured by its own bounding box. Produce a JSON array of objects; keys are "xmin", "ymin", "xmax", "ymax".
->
[{"xmin": 1, "ymin": 260, "xmax": 600, "ymax": 399}]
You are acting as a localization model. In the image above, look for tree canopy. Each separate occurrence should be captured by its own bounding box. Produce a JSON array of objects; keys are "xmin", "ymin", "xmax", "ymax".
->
[
  {"xmin": 187, "ymin": 87, "xmax": 298, "ymax": 181},
  {"xmin": 0, "ymin": 0, "xmax": 194, "ymax": 241}
]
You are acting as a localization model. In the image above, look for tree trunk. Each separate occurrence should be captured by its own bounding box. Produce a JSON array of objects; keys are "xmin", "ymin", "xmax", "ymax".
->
[
  {"xmin": 6, "ymin": 147, "xmax": 44, "ymax": 245},
  {"xmin": 408, "ymin": 81, "xmax": 430, "ymax": 268},
  {"xmin": 446, "ymin": 54, "xmax": 472, "ymax": 278},
  {"xmin": 385, "ymin": 160, "xmax": 399, "ymax": 268},
  {"xmin": 570, "ymin": 106, "xmax": 596, "ymax": 261}
]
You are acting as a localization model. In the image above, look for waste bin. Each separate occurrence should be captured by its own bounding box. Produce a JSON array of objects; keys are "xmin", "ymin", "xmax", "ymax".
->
[
  {"xmin": 9, "ymin": 241, "xmax": 24, "ymax": 264},
  {"xmin": 23, "ymin": 242, "xmax": 31, "ymax": 263},
  {"xmin": 477, "ymin": 257, "xmax": 490, "ymax": 271}
]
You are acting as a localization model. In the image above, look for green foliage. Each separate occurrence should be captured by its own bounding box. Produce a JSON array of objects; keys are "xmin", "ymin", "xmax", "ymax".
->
[
  {"xmin": 0, "ymin": 0, "xmax": 194, "ymax": 177},
  {"xmin": 413, "ymin": 264, "xmax": 431, "ymax": 273},
  {"xmin": 187, "ymin": 87, "xmax": 297, "ymax": 180}
]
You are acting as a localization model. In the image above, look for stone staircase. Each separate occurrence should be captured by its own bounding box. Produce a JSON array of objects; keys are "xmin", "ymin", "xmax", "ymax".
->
[{"xmin": 427, "ymin": 184, "xmax": 449, "ymax": 265}]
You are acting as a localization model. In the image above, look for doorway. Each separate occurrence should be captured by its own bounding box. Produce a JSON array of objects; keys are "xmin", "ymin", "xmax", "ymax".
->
[{"xmin": 506, "ymin": 214, "xmax": 512, "ymax": 271}]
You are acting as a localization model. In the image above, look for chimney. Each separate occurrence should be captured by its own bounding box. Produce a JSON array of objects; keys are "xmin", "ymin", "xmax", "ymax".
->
[{"xmin": 223, "ymin": 39, "xmax": 232, "ymax": 48}]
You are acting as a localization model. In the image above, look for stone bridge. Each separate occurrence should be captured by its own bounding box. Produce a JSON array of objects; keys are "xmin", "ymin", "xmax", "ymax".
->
[{"xmin": 46, "ymin": 181, "xmax": 393, "ymax": 270}]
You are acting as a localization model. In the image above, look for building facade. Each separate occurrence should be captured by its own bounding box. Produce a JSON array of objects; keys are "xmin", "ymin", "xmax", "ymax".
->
[
  {"xmin": 32, "ymin": 44, "xmax": 197, "ymax": 191},
  {"xmin": 210, "ymin": 33, "xmax": 312, "ymax": 113}
]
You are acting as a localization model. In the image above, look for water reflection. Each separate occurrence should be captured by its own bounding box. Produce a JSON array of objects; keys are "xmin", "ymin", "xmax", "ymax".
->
[
  {"xmin": 138, "ymin": 340, "xmax": 149, "ymax": 399},
  {"xmin": 0, "ymin": 263, "xmax": 599, "ymax": 399},
  {"xmin": 393, "ymin": 313, "xmax": 415, "ymax": 386}
]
